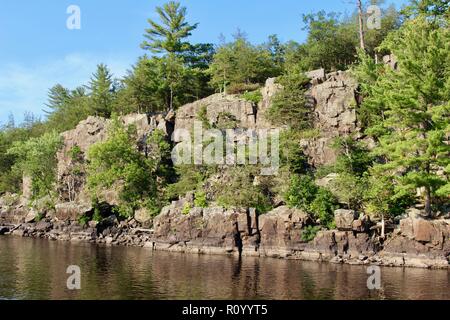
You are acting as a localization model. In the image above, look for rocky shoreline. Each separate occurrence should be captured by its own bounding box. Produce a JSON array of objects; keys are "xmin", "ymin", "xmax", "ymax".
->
[
  {"xmin": 1, "ymin": 70, "xmax": 448, "ymax": 270},
  {"xmin": 1, "ymin": 201, "xmax": 449, "ymax": 270}
]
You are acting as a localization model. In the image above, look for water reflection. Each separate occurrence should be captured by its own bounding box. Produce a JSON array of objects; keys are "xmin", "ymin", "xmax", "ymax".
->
[{"xmin": 0, "ymin": 237, "xmax": 448, "ymax": 300}]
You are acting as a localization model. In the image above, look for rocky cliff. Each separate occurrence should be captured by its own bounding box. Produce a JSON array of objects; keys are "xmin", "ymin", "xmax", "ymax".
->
[{"xmin": 1, "ymin": 69, "xmax": 448, "ymax": 269}]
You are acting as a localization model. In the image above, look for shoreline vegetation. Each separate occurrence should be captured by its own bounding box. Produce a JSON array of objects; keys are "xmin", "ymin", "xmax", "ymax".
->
[{"xmin": 0, "ymin": 1, "xmax": 449, "ymax": 270}]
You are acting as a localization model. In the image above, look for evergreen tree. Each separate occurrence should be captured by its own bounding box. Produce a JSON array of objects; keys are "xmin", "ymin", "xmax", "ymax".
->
[
  {"xmin": 87, "ymin": 64, "xmax": 115, "ymax": 118},
  {"xmin": 117, "ymin": 56, "xmax": 166, "ymax": 114},
  {"xmin": 208, "ymin": 35, "xmax": 279, "ymax": 93},
  {"xmin": 266, "ymin": 65, "xmax": 311, "ymax": 130},
  {"xmin": 141, "ymin": 1, "xmax": 198, "ymax": 55},
  {"xmin": 365, "ymin": 15, "xmax": 450, "ymax": 216},
  {"xmin": 45, "ymin": 84, "xmax": 71, "ymax": 114}
]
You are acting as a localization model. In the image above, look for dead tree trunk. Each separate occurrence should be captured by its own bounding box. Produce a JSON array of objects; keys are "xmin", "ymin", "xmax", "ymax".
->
[{"xmin": 357, "ymin": 0, "xmax": 366, "ymax": 50}]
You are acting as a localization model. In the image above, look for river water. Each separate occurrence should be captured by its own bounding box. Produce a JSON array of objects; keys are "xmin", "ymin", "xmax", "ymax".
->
[{"xmin": 0, "ymin": 237, "xmax": 448, "ymax": 300}]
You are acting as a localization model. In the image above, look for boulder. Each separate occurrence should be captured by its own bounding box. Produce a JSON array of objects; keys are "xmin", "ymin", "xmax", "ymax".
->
[
  {"xmin": 55, "ymin": 202, "xmax": 92, "ymax": 221},
  {"xmin": 256, "ymin": 78, "xmax": 282, "ymax": 129},
  {"xmin": 352, "ymin": 215, "xmax": 371, "ymax": 233},
  {"xmin": 24, "ymin": 209, "xmax": 38, "ymax": 223},
  {"xmin": 134, "ymin": 208, "xmax": 153, "ymax": 227},
  {"xmin": 383, "ymin": 54, "xmax": 398, "ymax": 70},
  {"xmin": 305, "ymin": 230, "xmax": 376, "ymax": 257},
  {"xmin": 35, "ymin": 221, "xmax": 52, "ymax": 232},
  {"xmin": 305, "ymin": 68, "xmax": 325, "ymax": 81},
  {"xmin": 315, "ymin": 173, "xmax": 338, "ymax": 188},
  {"xmin": 400, "ymin": 218, "xmax": 449, "ymax": 247},
  {"xmin": 174, "ymin": 93, "xmax": 257, "ymax": 134},
  {"xmin": 259, "ymin": 206, "xmax": 311, "ymax": 249},
  {"xmin": 311, "ymin": 71, "xmax": 358, "ymax": 136},
  {"xmin": 334, "ymin": 209, "xmax": 358, "ymax": 231}
]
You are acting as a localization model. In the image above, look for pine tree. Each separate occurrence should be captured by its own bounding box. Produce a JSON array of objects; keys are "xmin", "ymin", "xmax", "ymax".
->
[
  {"xmin": 141, "ymin": 1, "xmax": 198, "ymax": 55},
  {"xmin": 87, "ymin": 64, "xmax": 114, "ymax": 118},
  {"xmin": 366, "ymin": 15, "xmax": 450, "ymax": 216},
  {"xmin": 45, "ymin": 84, "xmax": 71, "ymax": 114}
]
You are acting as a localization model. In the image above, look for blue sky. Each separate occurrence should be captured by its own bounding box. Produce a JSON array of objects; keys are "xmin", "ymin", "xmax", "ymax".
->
[{"xmin": 0, "ymin": 0, "xmax": 410, "ymax": 125}]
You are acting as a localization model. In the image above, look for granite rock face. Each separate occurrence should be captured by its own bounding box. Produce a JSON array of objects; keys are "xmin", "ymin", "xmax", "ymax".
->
[
  {"xmin": 56, "ymin": 113, "xmax": 173, "ymax": 215},
  {"xmin": 258, "ymin": 206, "xmax": 312, "ymax": 254},
  {"xmin": 334, "ymin": 209, "xmax": 358, "ymax": 231},
  {"xmin": 174, "ymin": 94, "xmax": 257, "ymax": 133},
  {"xmin": 301, "ymin": 71, "xmax": 359, "ymax": 166}
]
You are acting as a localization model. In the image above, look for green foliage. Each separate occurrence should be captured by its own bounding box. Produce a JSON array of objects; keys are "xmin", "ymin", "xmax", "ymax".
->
[
  {"xmin": 265, "ymin": 34, "xmax": 286, "ymax": 70},
  {"xmin": 327, "ymin": 137, "xmax": 373, "ymax": 211},
  {"xmin": 44, "ymin": 85, "xmax": 91, "ymax": 133},
  {"xmin": 78, "ymin": 214, "xmax": 90, "ymax": 226},
  {"xmin": 35, "ymin": 212, "xmax": 45, "ymax": 222},
  {"xmin": 87, "ymin": 64, "xmax": 115, "ymax": 118},
  {"xmin": 241, "ymin": 89, "xmax": 263, "ymax": 104},
  {"xmin": 286, "ymin": 174, "xmax": 338, "ymax": 229},
  {"xmin": 7, "ymin": 131, "xmax": 62, "ymax": 199},
  {"xmin": 196, "ymin": 105, "xmax": 210, "ymax": 128},
  {"xmin": 401, "ymin": 0, "xmax": 450, "ymax": 20},
  {"xmin": 364, "ymin": 171, "xmax": 415, "ymax": 220},
  {"xmin": 87, "ymin": 116, "xmax": 158, "ymax": 218},
  {"xmin": 361, "ymin": 15, "xmax": 450, "ymax": 216},
  {"xmin": 332, "ymin": 137, "xmax": 373, "ymax": 176},
  {"xmin": 215, "ymin": 112, "xmax": 239, "ymax": 130},
  {"xmin": 166, "ymin": 165, "xmax": 209, "ymax": 200},
  {"xmin": 227, "ymin": 83, "xmax": 261, "ymax": 95},
  {"xmin": 0, "ymin": 114, "xmax": 50, "ymax": 194},
  {"xmin": 301, "ymin": 225, "xmax": 321, "ymax": 242},
  {"xmin": 267, "ymin": 66, "xmax": 311, "ymax": 130},
  {"xmin": 286, "ymin": 175, "xmax": 318, "ymax": 212},
  {"xmin": 215, "ymin": 166, "xmax": 272, "ymax": 214},
  {"xmin": 279, "ymin": 132, "xmax": 309, "ymax": 175},
  {"xmin": 92, "ymin": 205, "xmax": 103, "ymax": 222},
  {"xmin": 291, "ymin": 7, "xmax": 400, "ymax": 72},
  {"xmin": 116, "ymin": 56, "xmax": 167, "ymax": 113},
  {"xmin": 208, "ymin": 35, "xmax": 280, "ymax": 93},
  {"xmin": 141, "ymin": 1, "xmax": 198, "ymax": 55},
  {"xmin": 182, "ymin": 202, "xmax": 192, "ymax": 215},
  {"xmin": 194, "ymin": 191, "xmax": 208, "ymax": 208},
  {"xmin": 330, "ymin": 172, "xmax": 367, "ymax": 211},
  {"xmin": 138, "ymin": 2, "xmax": 214, "ymax": 110},
  {"xmin": 310, "ymin": 188, "xmax": 338, "ymax": 228},
  {"xmin": 69, "ymin": 145, "xmax": 82, "ymax": 161}
]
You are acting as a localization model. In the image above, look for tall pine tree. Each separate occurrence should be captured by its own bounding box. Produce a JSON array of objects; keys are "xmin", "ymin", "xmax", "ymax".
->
[
  {"xmin": 87, "ymin": 64, "xmax": 115, "ymax": 118},
  {"xmin": 365, "ymin": 15, "xmax": 450, "ymax": 216}
]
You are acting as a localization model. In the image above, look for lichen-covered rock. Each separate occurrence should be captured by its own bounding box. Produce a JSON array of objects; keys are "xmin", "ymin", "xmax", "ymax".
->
[
  {"xmin": 301, "ymin": 71, "xmax": 359, "ymax": 166},
  {"xmin": 259, "ymin": 206, "xmax": 312, "ymax": 252},
  {"xmin": 400, "ymin": 218, "xmax": 450, "ymax": 247},
  {"xmin": 134, "ymin": 208, "xmax": 153, "ymax": 228},
  {"xmin": 152, "ymin": 203, "xmax": 240, "ymax": 251},
  {"xmin": 334, "ymin": 209, "xmax": 358, "ymax": 231},
  {"xmin": 255, "ymin": 77, "xmax": 282, "ymax": 129},
  {"xmin": 174, "ymin": 93, "xmax": 257, "ymax": 134},
  {"xmin": 305, "ymin": 230, "xmax": 377, "ymax": 258},
  {"xmin": 54, "ymin": 202, "xmax": 92, "ymax": 221}
]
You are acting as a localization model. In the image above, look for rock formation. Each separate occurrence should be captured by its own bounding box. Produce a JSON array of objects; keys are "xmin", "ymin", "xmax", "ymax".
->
[{"xmin": 0, "ymin": 70, "xmax": 448, "ymax": 269}]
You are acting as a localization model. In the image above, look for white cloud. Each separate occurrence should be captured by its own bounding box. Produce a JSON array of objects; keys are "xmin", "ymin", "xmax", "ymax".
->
[{"xmin": 0, "ymin": 52, "xmax": 133, "ymax": 126}]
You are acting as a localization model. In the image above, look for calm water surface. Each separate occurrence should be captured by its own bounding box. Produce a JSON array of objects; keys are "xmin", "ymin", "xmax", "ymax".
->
[{"xmin": 0, "ymin": 237, "xmax": 448, "ymax": 300}]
